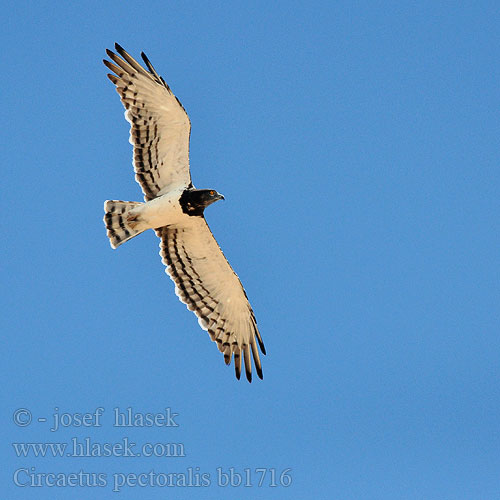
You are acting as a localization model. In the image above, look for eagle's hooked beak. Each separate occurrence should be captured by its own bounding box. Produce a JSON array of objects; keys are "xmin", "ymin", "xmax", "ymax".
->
[{"xmin": 216, "ymin": 193, "xmax": 225, "ymax": 201}]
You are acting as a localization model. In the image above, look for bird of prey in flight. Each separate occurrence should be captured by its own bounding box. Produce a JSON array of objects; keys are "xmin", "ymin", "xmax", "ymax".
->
[{"xmin": 103, "ymin": 44, "xmax": 265, "ymax": 382}]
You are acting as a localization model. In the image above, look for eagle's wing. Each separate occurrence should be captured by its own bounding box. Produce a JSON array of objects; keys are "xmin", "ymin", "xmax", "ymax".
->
[
  {"xmin": 104, "ymin": 44, "xmax": 191, "ymax": 200},
  {"xmin": 157, "ymin": 219, "xmax": 266, "ymax": 382}
]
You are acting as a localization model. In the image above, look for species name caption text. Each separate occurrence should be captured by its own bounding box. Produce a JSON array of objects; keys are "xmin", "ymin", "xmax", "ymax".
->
[{"xmin": 11, "ymin": 407, "xmax": 292, "ymax": 491}]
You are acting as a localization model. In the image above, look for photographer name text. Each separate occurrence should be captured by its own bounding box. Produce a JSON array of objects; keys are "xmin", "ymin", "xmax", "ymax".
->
[{"xmin": 14, "ymin": 407, "xmax": 179, "ymax": 431}]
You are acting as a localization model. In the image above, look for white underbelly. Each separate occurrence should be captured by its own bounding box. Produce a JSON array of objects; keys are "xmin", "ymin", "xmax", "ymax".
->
[{"xmin": 132, "ymin": 188, "xmax": 187, "ymax": 229}]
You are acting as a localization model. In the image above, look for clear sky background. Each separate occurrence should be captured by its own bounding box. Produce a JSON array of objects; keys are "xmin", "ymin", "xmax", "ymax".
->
[{"xmin": 2, "ymin": 1, "xmax": 499, "ymax": 498}]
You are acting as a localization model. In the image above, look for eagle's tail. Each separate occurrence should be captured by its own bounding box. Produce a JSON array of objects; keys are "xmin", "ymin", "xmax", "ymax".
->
[{"xmin": 103, "ymin": 200, "xmax": 146, "ymax": 249}]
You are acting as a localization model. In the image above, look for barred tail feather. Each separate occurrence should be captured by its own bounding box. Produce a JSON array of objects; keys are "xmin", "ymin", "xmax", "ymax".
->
[{"xmin": 104, "ymin": 200, "xmax": 145, "ymax": 248}]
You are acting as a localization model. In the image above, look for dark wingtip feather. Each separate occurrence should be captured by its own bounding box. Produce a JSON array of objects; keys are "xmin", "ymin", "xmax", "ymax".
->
[
  {"xmin": 105, "ymin": 48, "xmax": 115, "ymax": 58},
  {"xmin": 250, "ymin": 340, "xmax": 263, "ymax": 380},
  {"xmin": 256, "ymin": 335, "xmax": 266, "ymax": 355},
  {"xmin": 260, "ymin": 343, "xmax": 267, "ymax": 356},
  {"xmin": 103, "ymin": 59, "xmax": 120, "ymax": 74},
  {"xmin": 141, "ymin": 51, "xmax": 152, "ymax": 69},
  {"xmin": 254, "ymin": 327, "xmax": 266, "ymax": 355},
  {"xmin": 256, "ymin": 367, "xmax": 263, "ymax": 380},
  {"xmin": 141, "ymin": 51, "xmax": 160, "ymax": 79},
  {"xmin": 234, "ymin": 352, "xmax": 241, "ymax": 380},
  {"xmin": 107, "ymin": 73, "xmax": 119, "ymax": 84},
  {"xmin": 243, "ymin": 345, "xmax": 253, "ymax": 383},
  {"xmin": 249, "ymin": 319, "xmax": 266, "ymax": 355},
  {"xmin": 114, "ymin": 42, "xmax": 125, "ymax": 53}
]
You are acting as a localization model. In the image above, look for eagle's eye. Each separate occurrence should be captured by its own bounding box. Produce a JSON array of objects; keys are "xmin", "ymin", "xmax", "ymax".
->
[{"xmin": 210, "ymin": 190, "xmax": 215, "ymax": 196}]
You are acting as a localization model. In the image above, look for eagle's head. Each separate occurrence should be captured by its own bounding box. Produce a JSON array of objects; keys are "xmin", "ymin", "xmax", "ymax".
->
[
  {"xmin": 180, "ymin": 189, "xmax": 224, "ymax": 216},
  {"xmin": 199, "ymin": 189, "xmax": 225, "ymax": 206}
]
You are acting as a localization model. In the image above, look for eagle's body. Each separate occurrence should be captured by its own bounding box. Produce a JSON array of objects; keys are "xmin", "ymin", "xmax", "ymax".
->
[
  {"xmin": 103, "ymin": 44, "xmax": 265, "ymax": 382},
  {"xmin": 119, "ymin": 186, "xmax": 190, "ymax": 237}
]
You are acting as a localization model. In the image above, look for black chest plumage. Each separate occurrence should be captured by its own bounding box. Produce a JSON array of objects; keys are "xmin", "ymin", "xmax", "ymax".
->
[{"xmin": 179, "ymin": 189, "xmax": 219, "ymax": 217}]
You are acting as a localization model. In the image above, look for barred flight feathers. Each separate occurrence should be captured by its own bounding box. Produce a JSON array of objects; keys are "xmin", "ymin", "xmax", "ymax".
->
[
  {"xmin": 104, "ymin": 43, "xmax": 192, "ymax": 201},
  {"xmin": 157, "ymin": 219, "xmax": 265, "ymax": 382}
]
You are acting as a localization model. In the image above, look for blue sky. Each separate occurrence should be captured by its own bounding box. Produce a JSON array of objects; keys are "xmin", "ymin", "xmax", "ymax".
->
[{"xmin": 2, "ymin": 1, "xmax": 499, "ymax": 498}]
